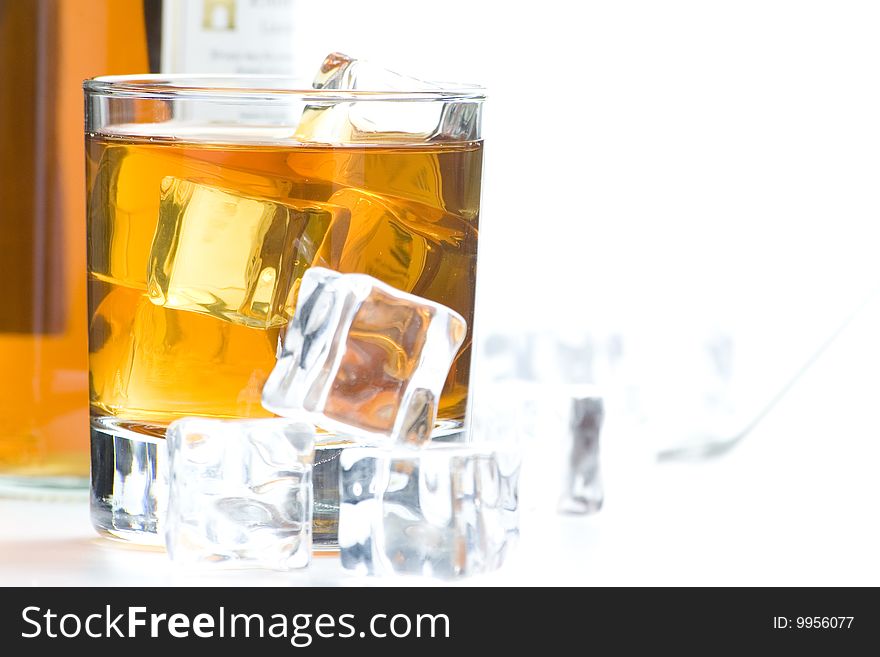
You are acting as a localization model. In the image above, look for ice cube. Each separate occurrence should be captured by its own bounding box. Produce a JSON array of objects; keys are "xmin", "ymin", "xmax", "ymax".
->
[
  {"xmin": 322, "ymin": 187, "xmax": 430, "ymax": 292},
  {"xmin": 311, "ymin": 52, "xmax": 427, "ymax": 91},
  {"xmin": 312, "ymin": 430, "xmax": 471, "ymax": 550},
  {"xmin": 147, "ymin": 177, "xmax": 341, "ymax": 328},
  {"xmin": 285, "ymin": 145, "xmax": 480, "ymax": 220},
  {"xmin": 261, "ymin": 267, "xmax": 467, "ymax": 445},
  {"xmin": 339, "ymin": 444, "xmax": 520, "ymax": 579},
  {"xmin": 476, "ymin": 329, "xmax": 624, "ymax": 386},
  {"xmin": 88, "ymin": 146, "xmax": 167, "ymax": 289},
  {"xmin": 88, "ymin": 145, "xmax": 303, "ymax": 290},
  {"xmin": 165, "ymin": 418, "xmax": 315, "ymax": 570},
  {"xmin": 321, "ymin": 187, "xmax": 479, "ymax": 300},
  {"xmin": 294, "ymin": 52, "xmax": 480, "ymax": 144},
  {"xmin": 469, "ymin": 376, "xmax": 605, "ymax": 516},
  {"xmin": 559, "ymin": 395, "xmax": 605, "ymax": 515},
  {"xmin": 88, "ymin": 281, "xmax": 279, "ymax": 422}
]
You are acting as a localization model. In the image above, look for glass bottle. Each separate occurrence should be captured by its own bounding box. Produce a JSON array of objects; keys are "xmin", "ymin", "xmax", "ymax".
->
[
  {"xmin": 0, "ymin": 0, "xmax": 151, "ymax": 492},
  {"xmin": 0, "ymin": 0, "xmax": 298, "ymax": 493}
]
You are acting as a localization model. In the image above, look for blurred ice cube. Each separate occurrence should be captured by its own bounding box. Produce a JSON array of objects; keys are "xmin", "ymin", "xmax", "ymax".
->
[
  {"xmin": 165, "ymin": 418, "xmax": 315, "ymax": 570},
  {"xmin": 147, "ymin": 177, "xmax": 341, "ymax": 328},
  {"xmin": 295, "ymin": 52, "xmax": 480, "ymax": 144},
  {"xmin": 339, "ymin": 444, "xmax": 520, "ymax": 579},
  {"xmin": 261, "ymin": 267, "xmax": 467, "ymax": 445},
  {"xmin": 477, "ymin": 329, "xmax": 624, "ymax": 386},
  {"xmin": 559, "ymin": 395, "xmax": 604, "ymax": 515},
  {"xmin": 471, "ymin": 378, "xmax": 606, "ymax": 516}
]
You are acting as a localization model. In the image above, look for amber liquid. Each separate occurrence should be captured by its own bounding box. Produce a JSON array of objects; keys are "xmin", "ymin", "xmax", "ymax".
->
[
  {"xmin": 86, "ymin": 136, "xmax": 482, "ymax": 434},
  {"xmin": 0, "ymin": 0, "xmax": 151, "ymax": 482}
]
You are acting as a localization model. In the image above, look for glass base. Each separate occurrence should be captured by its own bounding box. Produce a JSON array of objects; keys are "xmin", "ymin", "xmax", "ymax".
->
[
  {"xmin": 89, "ymin": 416, "xmax": 466, "ymax": 550},
  {"xmin": 90, "ymin": 417, "xmax": 165, "ymax": 545},
  {"xmin": 0, "ymin": 474, "xmax": 89, "ymax": 500},
  {"xmin": 0, "ymin": 451, "xmax": 89, "ymax": 499}
]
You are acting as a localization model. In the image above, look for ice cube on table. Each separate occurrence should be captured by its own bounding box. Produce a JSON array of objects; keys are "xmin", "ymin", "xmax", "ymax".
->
[
  {"xmin": 147, "ymin": 177, "xmax": 340, "ymax": 329},
  {"xmin": 559, "ymin": 395, "xmax": 604, "ymax": 515},
  {"xmin": 262, "ymin": 267, "xmax": 467, "ymax": 445},
  {"xmin": 470, "ymin": 378, "xmax": 605, "ymax": 516},
  {"xmin": 294, "ymin": 52, "xmax": 479, "ymax": 144},
  {"xmin": 165, "ymin": 418, "xmax": 315, "ymax": 570},
  {"xmin": 339, "ymin": 443, "xmax": 520, "ymax": 579}
]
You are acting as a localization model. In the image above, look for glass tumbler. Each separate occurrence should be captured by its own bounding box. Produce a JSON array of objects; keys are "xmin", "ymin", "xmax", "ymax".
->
[{"xmin": 84, "ymin": 75, "xmax": 484, "ymax": 545}]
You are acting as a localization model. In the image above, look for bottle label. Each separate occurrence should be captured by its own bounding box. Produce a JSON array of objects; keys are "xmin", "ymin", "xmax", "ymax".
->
[{"xmin": 161, "ymin": 0, "xmax": 297, "ymax": 74}]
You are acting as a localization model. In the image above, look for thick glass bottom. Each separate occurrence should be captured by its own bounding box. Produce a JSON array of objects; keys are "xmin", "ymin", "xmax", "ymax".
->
[{"xmin": 89, "ymin": 416, "xmax": 465, "ymax": 550}]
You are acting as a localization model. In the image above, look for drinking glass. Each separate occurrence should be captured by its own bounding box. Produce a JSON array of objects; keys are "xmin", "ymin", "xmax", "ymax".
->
[{"xmin": 84, "ymin": 75, "xmax": 484, "ymax": 545}]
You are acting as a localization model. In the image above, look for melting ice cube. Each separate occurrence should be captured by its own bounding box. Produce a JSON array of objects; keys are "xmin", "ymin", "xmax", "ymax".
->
[
  {"xmin": 294, "ymin": 52, "xmax": 480, "ymax": 144},
  {"xmin": 147, "ymin": 177, "xmax": 342, "ymax": 329},
  {"xmin": 89, "ymin": 146, "xmax": 305, "ymax": 291},
  {"xmin": 320, "ymin": 186, "xmax": 480, "ymax": 302},
  {"xmin": 339, "ymin": 443, "xmax": 520, "ymax": 579},
  {"xmin": 261, "ymin": 267, "xmax": 467, "ymax": 445},
  {"xmin": 164, "ymin": 417, "xmax": 315, "ymax": 570},
  {"xmin": 559, "ymin": 395, "xmax": 605, "ymax": 515}
]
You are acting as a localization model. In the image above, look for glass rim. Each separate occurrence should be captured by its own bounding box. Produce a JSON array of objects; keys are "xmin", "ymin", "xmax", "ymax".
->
[{"xmin": 84, "ymin": 74, "xmax": 487, "ymax": 102}]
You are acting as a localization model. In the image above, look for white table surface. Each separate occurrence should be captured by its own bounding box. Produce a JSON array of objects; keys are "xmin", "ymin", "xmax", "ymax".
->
[{"xmin": 2, "ymin": 301, "xmax": 879, "ymax": 587}]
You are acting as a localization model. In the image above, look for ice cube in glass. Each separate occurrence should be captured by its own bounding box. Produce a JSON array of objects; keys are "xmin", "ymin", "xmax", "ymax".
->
[
  {"xmin": 147, "ymin": 177, "xmax": 339, "ymax": 328},
  {"xmin": 262, "ymin": 267, "xmax": 467, "ymax": 444}
]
